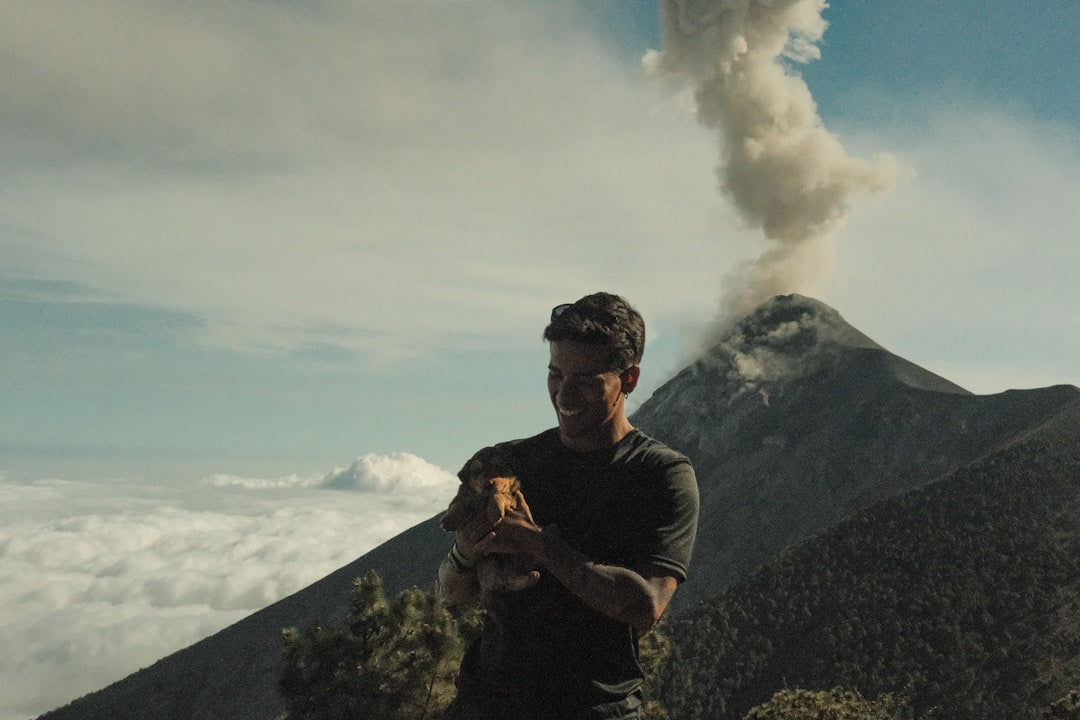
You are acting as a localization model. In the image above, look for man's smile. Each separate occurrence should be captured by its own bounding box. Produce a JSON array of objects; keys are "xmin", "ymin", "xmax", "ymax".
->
[{"xmin": 556, "ymin": 405, "xmax": 584, "ymax": 418}]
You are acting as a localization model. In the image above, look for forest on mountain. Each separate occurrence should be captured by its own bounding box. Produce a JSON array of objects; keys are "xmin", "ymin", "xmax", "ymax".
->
[
  {"xmin": 277, "ymin": 572, "xmax": 911, "ymax": 720},
  {"xmin": 278, "ymin": 571, "xmax": 673, "ymax": 720},
  {"xmin": 654, "ymin": 422, "xmax": 1080, "ymax": 720}
]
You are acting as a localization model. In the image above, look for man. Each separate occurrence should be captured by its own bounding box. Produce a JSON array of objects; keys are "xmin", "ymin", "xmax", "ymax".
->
[{"xmin": 438, "ymin": 292, "xmax": 699, "ymax": 720}]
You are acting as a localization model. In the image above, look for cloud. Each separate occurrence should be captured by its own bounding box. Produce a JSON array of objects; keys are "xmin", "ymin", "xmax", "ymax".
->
[
  {"xmin": 322, "ymin": 452, "xmax": 458, "ymax": 493},
  {"xmin": 0, "ymin": 454, "xmax": 458, "ymax": 720},
  {"xmin": 203, "ymin": 473, "xmax": 325, "ymax": 490},
  {"xmin": 2, "ymin": 0, "xmax": 1078, "ymax": 399},
  {"xmin": 0, "ymin": 0, "xmax": 735, "ymax": 368}
]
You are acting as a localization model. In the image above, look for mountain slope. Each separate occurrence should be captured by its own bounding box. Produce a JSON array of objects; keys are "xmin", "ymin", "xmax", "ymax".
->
[
  {"xmin": 38, "ymin": 294, "xmax": 1080, "ymax": 720},
  {"xmin": 657, "ymin": 394, "xmax": 1080, "ymax": 720},
  {"xmin": 632, "ymin": 295, "xmax": 1079, "ymax": 608}
]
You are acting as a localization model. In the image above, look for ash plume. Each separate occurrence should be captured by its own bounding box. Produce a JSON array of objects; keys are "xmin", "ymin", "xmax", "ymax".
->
[{"xmin": 646, "ymin": 0, "xmax": 905, "ymax": 326}]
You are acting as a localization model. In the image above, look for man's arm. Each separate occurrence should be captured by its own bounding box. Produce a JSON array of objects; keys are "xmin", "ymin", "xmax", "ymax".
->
[
  {"xmin": 475, "ymin": 493, "xmax": 678, "ymax": 632},
  {"xmin": 536, "ymin": 527, "xmax": 677, "ymax": 632},
  {"xmin": 435, "ymin": 511, "xmax": 493, "ymax": 607},
  {"xmin": 437, "ymin": 551, "xmax": 480, "ymax": 607}
]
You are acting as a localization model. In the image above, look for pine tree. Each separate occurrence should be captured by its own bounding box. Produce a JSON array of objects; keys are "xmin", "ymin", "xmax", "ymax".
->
[
  {"xmin": 281, "ymin": 569, "xmax": 675, "ymax": 718},
  {"xmin": 640, "ymin": 617, "xmax": 675, "ymax": 719},
  {"xmin": 280, "ymin": 570, "xmax": 481, "ymax": 720},
  {"xmin": 741, "ymin": 687, "xmax": 909, "ymax": 720},
  {"xmin": 1046, "ymin": 689, "xmax": 1080, "ymax": 720}
]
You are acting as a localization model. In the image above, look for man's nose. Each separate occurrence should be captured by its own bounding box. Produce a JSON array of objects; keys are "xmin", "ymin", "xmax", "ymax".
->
[{"xmin": 557, "ymin": 379, "xmax": 582, "ymax": 399}]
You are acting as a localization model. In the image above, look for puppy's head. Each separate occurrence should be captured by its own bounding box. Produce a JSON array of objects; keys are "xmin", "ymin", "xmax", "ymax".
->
[
  {"xmin": 487, "ymin": 475, "xmax": 518, "ymax": 496},
  {"xmin": 458, "ymin": 446, "xmax": 515, "ymax": 493},
  {"xmin": 441, "ymin": 446, "xmax": 517, "ymax": 532},
  {"xmin": 483, "ymin": 474, "xmax": 522, "ymax": 526}
]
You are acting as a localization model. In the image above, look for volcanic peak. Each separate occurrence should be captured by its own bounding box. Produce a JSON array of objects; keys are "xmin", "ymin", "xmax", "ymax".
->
[
  {"xmin": 726, "ymin": 294, "xmax": 882, "ymax": 353},
  {"xmin": 700, "ymin": 294, "xmax": 881, "ymax": 399},
  {"xmin": 644, "ymin": 295, "xmax": 970, "ymax": 423}
]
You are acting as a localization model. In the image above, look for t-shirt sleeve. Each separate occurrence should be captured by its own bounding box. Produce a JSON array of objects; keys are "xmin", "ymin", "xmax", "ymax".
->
[{"xmin": 638, "ymin": 459, "xmax": 699, "ymax": 583}]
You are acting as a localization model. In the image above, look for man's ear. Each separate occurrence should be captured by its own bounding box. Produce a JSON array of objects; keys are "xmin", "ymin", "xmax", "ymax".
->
[{"xmin": 621, "ymin": 366, "xmax": 641, "ymax": 394}]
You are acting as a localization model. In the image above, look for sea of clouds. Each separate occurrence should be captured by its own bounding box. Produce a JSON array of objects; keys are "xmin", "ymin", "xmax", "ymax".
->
[{"xmin": 0, "ymin": 453, "xmax": 458, "ymax": 720}]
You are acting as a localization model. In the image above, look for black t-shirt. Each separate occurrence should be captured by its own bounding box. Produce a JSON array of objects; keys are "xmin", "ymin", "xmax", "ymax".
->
[{"xmin": 451, "ymin": 428, "xmax": 699, "ymax": 719}]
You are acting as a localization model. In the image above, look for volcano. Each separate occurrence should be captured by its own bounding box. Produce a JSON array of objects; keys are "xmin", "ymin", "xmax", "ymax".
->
[
  {"xmin": 38, "ymin": 295, "xmax": 1080, "ymax": 720},
  {"xmin": 632, "ymin": 295, "xmax": 1078, "ymax": 609}
]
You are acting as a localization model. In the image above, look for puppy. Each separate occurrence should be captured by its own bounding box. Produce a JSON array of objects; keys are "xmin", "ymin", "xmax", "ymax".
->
[{"xmin": 441, "ymin": 446, "xmax": 541, "ymax": 598}]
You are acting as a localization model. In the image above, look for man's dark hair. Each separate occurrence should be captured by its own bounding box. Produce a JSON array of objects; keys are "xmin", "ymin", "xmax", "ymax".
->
[{"xmin": 543, "ymin": 292, "xmax": 645, "ymax": 372}]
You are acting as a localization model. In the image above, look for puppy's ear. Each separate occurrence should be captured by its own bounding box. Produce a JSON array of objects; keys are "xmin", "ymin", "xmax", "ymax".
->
[
  {"xmin": 441, "ymin": 482, "xmax": 476, "ymax": 531},
  {"xmin": 483, "ymin": 494, "xmax": 505, "ymax": 527},
  {"xmin": 468, "ymin": 446, "xmax": 516, "ymax": 479},
  {"xmin": 468, "ymin": 471, "xmax": 490, "ymax": 495},
  {"xmin": 456, "ymin": 454, "xmax": 484, "ymax": 483},
  {"xmin": 440, "ymin": 508, "xmax": 462, "ymax": 532},
  {"xmin": 441, "ymin": 500, "xmax": 468, "ymax": 531}
]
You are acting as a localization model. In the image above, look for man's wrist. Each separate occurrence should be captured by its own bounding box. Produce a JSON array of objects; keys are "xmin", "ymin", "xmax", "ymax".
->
[
  {"xmin": 448, "ymin": 541, "xmax": 476, "ymax": 572},
  {"xmin": 536, "ymin": 524, "xmax": 561, "ymax": 567}
]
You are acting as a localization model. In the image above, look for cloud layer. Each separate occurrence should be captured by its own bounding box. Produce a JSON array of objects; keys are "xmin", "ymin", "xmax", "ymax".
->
[
  {"xmin": 3, "ymin": 0, "xmax": 1077, "ymax": 402},
  {"xmin": 1, "ymin": 0, "xmax": 735, "ymax": 366},
  {"xmin": 0, "ymin": 455, "xmax": 457, "ymax": 720}
]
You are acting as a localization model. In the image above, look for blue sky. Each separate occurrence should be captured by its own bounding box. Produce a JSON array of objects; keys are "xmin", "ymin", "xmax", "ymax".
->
[{"xmin": 2, "ymin": 0, "xmax": 1078, "ymax": 484}]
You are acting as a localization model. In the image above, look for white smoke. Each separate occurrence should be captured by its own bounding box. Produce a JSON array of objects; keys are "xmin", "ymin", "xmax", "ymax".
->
[{"xmin": 646, "ymin": 0, "xmax": 906, "ymax": 320}]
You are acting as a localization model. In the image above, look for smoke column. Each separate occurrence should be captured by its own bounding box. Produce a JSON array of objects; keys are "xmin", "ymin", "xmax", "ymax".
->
[{"xmin": 646, "ymin": 0, "xmax": 904, "ymax": 323}]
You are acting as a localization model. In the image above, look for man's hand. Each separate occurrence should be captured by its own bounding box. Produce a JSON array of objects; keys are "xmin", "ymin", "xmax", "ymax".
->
[
  {"xmin": 478, "ymin": 490, "xmax": 677, "ymax": 632},
  {"xmin": 438, "ymin": 510, "xmax": 494, "ymax": 607},
  {"xmin": 439, "ymin": 492, "xmax": 538, "ymax": 608},
  {"xmin": 473, "ymin": 491, "xmax": 547, "ymax": 564}
]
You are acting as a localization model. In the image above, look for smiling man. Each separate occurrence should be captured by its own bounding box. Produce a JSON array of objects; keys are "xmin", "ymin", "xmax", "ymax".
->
[{"xmin": 438, "ymin": 292, "xmax": 700, "ymax": 720}]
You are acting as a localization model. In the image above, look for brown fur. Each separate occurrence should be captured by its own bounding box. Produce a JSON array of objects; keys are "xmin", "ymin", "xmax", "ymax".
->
[{"xmin": 441, "ymin": 446, "xmax": 541, "ymax": 598}]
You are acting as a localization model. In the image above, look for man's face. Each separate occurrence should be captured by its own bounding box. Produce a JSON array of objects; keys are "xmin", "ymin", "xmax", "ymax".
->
[{"xmin": 547, "ymin": 340, "xmax": 635, "ymax": 452}]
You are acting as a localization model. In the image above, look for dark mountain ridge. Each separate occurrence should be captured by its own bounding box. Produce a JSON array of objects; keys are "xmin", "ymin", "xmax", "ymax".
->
[
  {"xmin": 38, "ymin": 294, "xmax": 1080, "ymax": 720},
  {"xmin": 657, "ymin": 392, "xmax": 1080, "ymax": 719}
]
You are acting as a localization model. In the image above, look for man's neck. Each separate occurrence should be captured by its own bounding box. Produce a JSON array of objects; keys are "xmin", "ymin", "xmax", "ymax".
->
[{"xmin": 559, "ymin": 418, "xmax": 635, "ymax": 454}]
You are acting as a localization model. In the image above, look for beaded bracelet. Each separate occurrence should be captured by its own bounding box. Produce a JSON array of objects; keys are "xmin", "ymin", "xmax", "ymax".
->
[{"xmin": 448, "ymin": 542, "xmax": 476, "ymax": 572}]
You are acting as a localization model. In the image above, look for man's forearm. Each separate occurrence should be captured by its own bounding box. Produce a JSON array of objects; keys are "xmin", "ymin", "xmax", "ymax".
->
[
  {"xmin": 437, "ymin": 553, "xmax": 480, "ymax": 607},
  {"xmin": 538, "ymin": 529, "xmax": 668, "ymax": 632}
]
